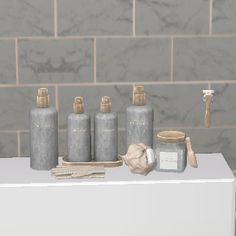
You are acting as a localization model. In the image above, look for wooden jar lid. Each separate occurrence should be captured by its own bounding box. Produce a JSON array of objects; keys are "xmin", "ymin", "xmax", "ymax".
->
[{"xmin": 157, "ymin": 130, "xmax": 186, "ymax": 143}]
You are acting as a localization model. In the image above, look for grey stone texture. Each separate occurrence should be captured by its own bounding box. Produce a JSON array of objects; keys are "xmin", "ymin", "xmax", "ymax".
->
[
  {"xmin": 0, "ymin": 40, "xmax": 16, "ymax": 84},
  {"xmin": 211, "ymin": 84, "xmax": 236, "ymax": 126},
  {"xmin": 136, "ymin": 0, "xmax": 209, "ymax": 35},
  {"xmin": 145, "ymin": 84, "xmax": 206, "ymax": 127},
  {"xmin": 0, "ymin": 133, "xmax": 17, "ymax": 157},
  {"xmin": 0, "ymin": 87, "xmax": 55, "ymax": 130},
  {"xmin": 173, "ymin": 38, "xmax": 236, "ymax": 81},
  {"xmin": 58, "ymin": 85, "xmax": 132, "ymax": 129},
  {"xmin": 67, "ymin": 113, "xmax": 91, "ymax": 162},
  {"xmin": 97, "ymin": 38, "xmax": 171, "ymax": 82},
  {"xmin": 94, "ymin": 112, "xmax": 118, "ymax": 161},
  {"xmin": 30, "ymin": 107, "xmax": 58, "ymax": 170},
  {"xmin": 20, "ymin": 130, "xmax": 66, "ymax": 157},
  {"xmin": 58, "ymin": 0, "xmax": 132, "ymax": 36},
  {"xmin": 126, "ymin": 104, "xmax": 154, "ymax": 150},
  {"xmin": 0, "ymin": 0, "xmax": 53, "ymax": 37},
  {"xmin": 19, "ymin": 39, "xmax": 94, "ymax": 84},
  {"xmin": 212, "ymin": 0, "xmax": 236, "ymax": 34}
]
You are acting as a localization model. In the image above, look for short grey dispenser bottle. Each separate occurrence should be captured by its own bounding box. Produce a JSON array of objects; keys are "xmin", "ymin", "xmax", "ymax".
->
[
  {"xmin": 30, "ymin": 88, "xmax": 58, "ymax": 170},
  {"xmin": 67, "ymin": 97, "xmax": 91, "ymax": 162},
  {"xmin": 126, "ymin": 85, "xmax": 153, "ymax": 150},
  {"xmin": 94, "ymin": 96, "xmax": 118, "ymax": 162}
]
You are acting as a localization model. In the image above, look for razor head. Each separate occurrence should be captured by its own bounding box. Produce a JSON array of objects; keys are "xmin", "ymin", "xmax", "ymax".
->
[{"xmin": 202, "ymin": 90, "xmax": 215, "ymax": 96}]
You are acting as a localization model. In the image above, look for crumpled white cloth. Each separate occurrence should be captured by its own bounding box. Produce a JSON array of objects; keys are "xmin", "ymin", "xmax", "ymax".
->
[{"xmin": 122, "ymin": 143, "xmax": 156, "ymax": 176}]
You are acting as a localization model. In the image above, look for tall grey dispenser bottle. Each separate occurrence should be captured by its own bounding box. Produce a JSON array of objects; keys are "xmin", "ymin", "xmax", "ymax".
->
[
  {"xmin": 30, "ymin": 88, "xmax": 58, "ymax": 170},
  {"xmin": 126, "ymin": 85, "xmax": 153, "ymax": 150},
  {"xmin": 67, "ymin": 97, "xmax": 91, "ymax": 162},
  {"xmin": 94, "ymin": 96, "xmax": 118, "ymax": 162}
]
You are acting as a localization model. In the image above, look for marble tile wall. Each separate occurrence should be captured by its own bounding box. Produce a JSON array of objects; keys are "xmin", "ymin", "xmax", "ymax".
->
[{"xmin": 0, "ymin": 0, "xmax": 235, "ymax": 172}]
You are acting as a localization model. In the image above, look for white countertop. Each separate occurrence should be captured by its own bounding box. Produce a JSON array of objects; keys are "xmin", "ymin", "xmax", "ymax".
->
[{"xmin": 0, "ymin": 153, "xmax": 234, "ymax": 187}]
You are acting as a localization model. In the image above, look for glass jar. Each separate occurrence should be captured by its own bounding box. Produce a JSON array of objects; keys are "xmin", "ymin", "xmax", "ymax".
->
[{"xmin": 155, "ymin": 131, "xmax": 187, "ymax": 172}]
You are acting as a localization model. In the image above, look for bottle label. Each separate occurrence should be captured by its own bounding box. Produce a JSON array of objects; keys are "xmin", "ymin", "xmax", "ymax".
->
[
  {"xmin": 32, "ymin": 122, "xmax": 55, "ymax": 129},
  {"xmin": 159, "ymin": 152, "xmax": 178, "ymax": 170},
  {"xmin": 129, "ymin": 120, "xmax": 147, "ymax": 126},
  {"xmin": 72, "ymin": 129, "xmax": 88, "ymax": 133}
]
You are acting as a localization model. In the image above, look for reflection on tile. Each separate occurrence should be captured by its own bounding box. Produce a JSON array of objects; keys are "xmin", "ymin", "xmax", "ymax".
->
[
  {"xmin": 0, "ymin": 0, "xmax": 53, "ymax": 36},
  {"xmin": 211, "ymin": 84, "xmax": 236, "ymax": 126},
  {"xmin": 0, "ymin": 40, "xmax": 16, "ymax": 84},
  {"xmin": 212, "ymin": 0, "xmax": 236, "ymax": 34},
  {"xmin": 136, "ymin": 0, "xmax": 209, "ymax": 35},
  {"xmin": 0, "ymin": 133, "xmax": 17, "ymax": 157},
  {"xmin": 174, "ymin": 38, "xmax": 236, "ymax": 81},
  {"xmin": 58, "ymin": 85, "xmax": 132, "ymax": 129},
  {"xmin": 97, "ymin": 38, "xmax": 170, "ymax": 82},
  {"xmin": 19, "ymin": 39, "xmax": 93, "ymax": 83},
  {"xmin": 0, "ymin": 87, "xmax": 55, "ymax": 130},
  {"xmin": 145, "ymin": 84, "xmax": 205, "ymax": 127},
  {"xmin": 58, "ymin": 0, "xmax": 132, "ymax": 36}
]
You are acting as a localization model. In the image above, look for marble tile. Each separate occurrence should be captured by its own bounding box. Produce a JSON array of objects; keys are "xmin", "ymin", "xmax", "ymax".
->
[
  {"xmin": 212, "ymin": 0, "xmax": 236, "ymax": 34},
  {"xmin": 136, "ymin": 0, "xmax": 209, "ymax": 35},
  {"xmin": 58, "ymin": 0, "xmax": 132, "ymax": 36},
  {"xmin": 58, "ymin": 85, "xmax": 132, "ymax": 129},
  {"xmin": 97, "ymin": 38, "xmax": 170, "ymax": 82},
  {"xmin": 19, "ymin": 39, "xmax": 93, "ymax": 84},
  {"xmin": 0, "ymin": 0, "xmax": 53, "ymax": 37},
  {"xmin": 174, "ymin": 38, "xmax": 236, "ymax": 81},
  {"xmin": 211, "ymin": 84, "xmax": 236, "ymax": 126},
  {"xmin": 0, "ymin": 133, "xmax": 17, "ymax": 157},
  {"xmin": 0, "ymin": 87, "xmax": 55, "ymax": 130},
  {"xmin": 19, "ymin": 131, "xmax": 29, "ymax": 157},
  {"xmin": 58, "ymin": 130, "xmax": 67, "ymax": 157},
  {"xmin": 0, "ymin": 40, "xmax": 16, "ymax": 84},
  {"xmin": 145, "ymin": 84, "xmax": 206, "ymax": 127}
]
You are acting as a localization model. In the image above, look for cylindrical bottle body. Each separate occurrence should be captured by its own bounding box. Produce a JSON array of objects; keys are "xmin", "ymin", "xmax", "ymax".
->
[
  {"xmin": 30, "ymin": 107, "xmax": 58, "ymax": 170},
  {"xmin": 94, "ymin": 113, "xmax": 118, "ymax": 162},
  {"xmin": 67, "ymin": 113, "xmax": 91, "ymax": 162},
  {"xmin": 126, "ymin": 105, "xmax": 153, "ymax": 150}
]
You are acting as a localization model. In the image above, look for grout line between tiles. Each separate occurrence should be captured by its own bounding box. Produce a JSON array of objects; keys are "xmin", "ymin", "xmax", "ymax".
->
[
  {"xmin": 15, "ymin": 38, "xmax": 19, "ymax": 85},
  {"xmin": 170, "ymin": 36, "xmax": 174, "ymax": 82},
  {"xmin": 1, "ymin": 81, "xmax": 236, "ymax": 88},
  {"xmin": 209, "ymin": 0, "xmax": 213, "ymax": 35},
  {"xmin": 2, "ymin": 34, "xmax": 236, "ymax": 42},
  {"xmin": 94, "ymin": 38, "xmax": 97, "ymax": 83},
  {"xmin": 133, "ymin": 0, "xmax": 136, "ymax": 37},
  {"xmin": 55, "ymin": 85, "xmax": 59, "ymax": 111},
  {"xmin": 54, "ymin": 0, "xmax": 58, "ymax": 38},
  {"xmin": 17, "ymin": 131, "xmax": 20, "ymax": 157}
]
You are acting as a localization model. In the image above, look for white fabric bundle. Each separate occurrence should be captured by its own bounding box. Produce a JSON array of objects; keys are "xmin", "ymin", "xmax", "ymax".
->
[{"xmin": 122, "ymin": 143, "xmax": 156, "ymax": 176}]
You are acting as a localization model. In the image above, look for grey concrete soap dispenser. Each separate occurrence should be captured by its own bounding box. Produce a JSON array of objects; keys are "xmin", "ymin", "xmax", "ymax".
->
[
  {"xmin": 30, "ymin": 88, "xmax": 58, "ymax": 170},
  {"xmin": 67, "ymin": 97, "xmax": 91, "ymax": 162},
  {"xmin": 94, "ymin": 96, "xmax": 118, "ymax": 162},
  {"xmin": 126, "ymin": 85, "xmax": 153, "ymax": 150}
]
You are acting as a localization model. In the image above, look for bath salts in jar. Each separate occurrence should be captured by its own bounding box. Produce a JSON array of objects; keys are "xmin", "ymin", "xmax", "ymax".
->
[{"xmin": 155, "ymin": 131, "xmax": 187, "ymax": 172}]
